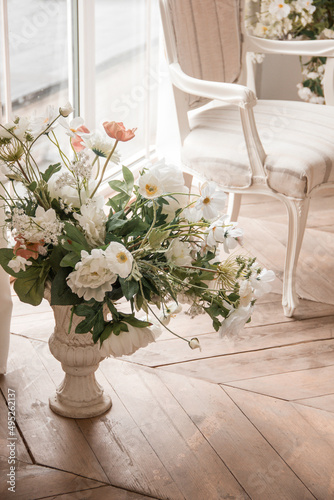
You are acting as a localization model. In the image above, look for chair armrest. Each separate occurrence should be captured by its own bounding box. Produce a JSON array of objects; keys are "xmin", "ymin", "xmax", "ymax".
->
[
  {"xmin": 169, "ymin": 63, "xmax": 257, "ymax": 109},
  {"xmin": 246, "ymin": 35, "xmax": 334, "ymax": 57}
]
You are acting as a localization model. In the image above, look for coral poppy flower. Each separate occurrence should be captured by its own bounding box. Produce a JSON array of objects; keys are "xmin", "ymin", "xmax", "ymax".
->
[
  {"xmin": 14, "ymin": 238, "xmax": 42, "ymax": 260},
  {"xmin": 103, "ymin": 121, "xmax": 136, "ymax": 142}
]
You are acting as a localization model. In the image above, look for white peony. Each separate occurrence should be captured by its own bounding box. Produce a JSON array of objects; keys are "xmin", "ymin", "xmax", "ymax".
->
[
  {"xmin": 73, "ymin": 197, "xmax": 107, "ymax": 247},
  {"xmin": 8, "ymin": 256, "xmax": 32, "ymax": 273},
  {"xmin": 165, "ymin": 238, "xmax": 193, "ymax": 266},
  {"xmin": 105, "ymin": 241, "xmax": 133, "ymax": 279},
  {"xmin": 99, "ymin": 322, "xmax": 161, "ymax": 357},
  {"xmin": 67, "ymin": 249, "xmax": 117, "ymax": 302},
  {"xmin": 219, "ymin": 305, "xmax": 253, "ymax": 339},
  {"xmin": 195, "ymin": 182, "xmax": 226, "ymax": 221}
]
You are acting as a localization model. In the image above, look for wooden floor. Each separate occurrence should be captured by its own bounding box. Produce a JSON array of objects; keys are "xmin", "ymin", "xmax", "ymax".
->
[{"xmin": 1, "ymin": 193, "xmax": 334, "ymax": 500}]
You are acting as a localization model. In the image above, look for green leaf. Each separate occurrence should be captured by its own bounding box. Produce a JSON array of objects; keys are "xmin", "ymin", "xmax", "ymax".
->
[
  {"xmin": 148, "ymin": 229, "xmax": 170, "ymax": 249},
  {"xmin": 121, "ymin": 314, "xmax": 151, "ymax": 328},
  {"xmin": 42, "ymin": 163, "xmax": 61, "ymax": 182},
  {"xmin": 50, "ymin": 267, "xmax": 83, "ymax": 306},
  {"xmin": 63, "ymin": 222, "xmax": 90, "ymax": 250},
  {"xmin": 119, "ymin": 277, "xmax": 139, "ymax": 300},
  {"xmin": 60, "ymin": 252, "xmax": 80, "ymax": 268},
  {"xmin": 112, "ymin": 321, "xmax": 129, "ymax": 336},
  {"xmin": 99, "ymin": 322, "xmax": 114, "ymax": 345},
  {"xmin": 13, "ymin": 263, "xmax": 50, "ymax": 306},
  {"xmin": 106, "ymin": 211, "xmax": 128, "ymax": 232},
  {"xmin": 27, "ymin": 181, "xmax": 37, "ymax": 192},
  {"xmin": 0, "ymin": 248, "xmax": 18, "ymax": 278},
  {"xmin": 49, "ymin": 245, "xmax": 67, "ymax": 273},
  {"xmin": 122, "ymin": 165, "xmax": 134, "ymax": 192}
]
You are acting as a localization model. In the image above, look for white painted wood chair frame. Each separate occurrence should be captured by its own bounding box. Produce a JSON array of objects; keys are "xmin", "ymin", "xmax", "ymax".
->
[{"xmin": 159, "ymin": 0, "xmax": 334, "ymax": 317}]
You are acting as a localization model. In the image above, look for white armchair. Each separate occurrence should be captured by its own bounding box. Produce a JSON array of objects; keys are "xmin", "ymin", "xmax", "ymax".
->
[{"xmin": 159, "ymin": 0, "xmax": 334, "ymax": 317}]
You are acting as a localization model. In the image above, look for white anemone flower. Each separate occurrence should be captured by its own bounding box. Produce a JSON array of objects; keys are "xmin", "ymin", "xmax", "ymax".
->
[
  {"xmin": 268, "ymin": 0, "xmax": 291, "ymax": 20},
  {"xmin": 138, "ymin": 160, "xmax": 186, "ymax": 200},
  {"xmin": 81, "ymin": 130, "xmax": 120, "ymax": 160},
  {"xmin": 105, "ymin": 241, "xmax": 133, "ymax": 279},
  {"xmin": 206, "ymin": 215, "xmax": 243, "ymax": 253},
  {"xmin": 8, "ymin": 256, "xmax": 32, "ymax": 273},
  {"xmin": 182, "ymin": 204, "xmax": 203, "ymax": 223},
  {"xmin": 30, "ymin": 105, "xmax": 59, "ymax": 136},
  {"xmin": 165, "ymin": 238, "xmax": 193, "ymax": 266},
  {"xmin": 67, "ymin": 249, "xmax": 117, "ymax": 302},
  {"xmin": 73, "ymin": 196, "xmax": 107, "ymax": 247},
  {"xmin": 195, "ymin": 182, "xmax": 226, "ymax": 221},
  {"xmin": 159, "ymin": 302, "xmax": 182, "ymax": 325},
  {"xmin": 250, "ymin": 267, "xmax": 275, "ymax": 298},
  {"xmin": 99, "ymin": 321, "xmax": 161, "ymax": 357},
  {"xmin": 138, "ymin": 170, "xmax": 164, "ymax": 199},
  {"xmin": 59, "ymin": 116, "xmax": 86, "ymax": 137},
  {"xmin": 0, "ymin": 117, "xmax": 32, "ymax": 141}
]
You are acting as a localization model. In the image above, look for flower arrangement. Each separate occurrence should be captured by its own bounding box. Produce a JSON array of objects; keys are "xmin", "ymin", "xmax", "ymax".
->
[
  {"xmin": 0, "ymin": 103, "xmax": 274, "ymax": 357},
  {"xmin": 246, "ymin": 0, "xmax": 334, "ymax": 103}
]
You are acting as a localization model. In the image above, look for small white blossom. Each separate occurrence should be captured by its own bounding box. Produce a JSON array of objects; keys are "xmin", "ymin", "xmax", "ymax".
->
[
  {"xmin": 250, "ymin": 267, "xmax": 275, "ymax": 298},
  {"xmin": 81, "ymin": 130, "xmax": 120, "ymax": 160},
  {"xmin": 269, "ymin": 0, "xmax": 291, "ymax": 20},
  {"xmin": 8, "ymin": 256, "xmax": 32, "ymax": 272},
  {"xmin": 239, "ymin": 280, "xmax": 253, "ymax": 307}
]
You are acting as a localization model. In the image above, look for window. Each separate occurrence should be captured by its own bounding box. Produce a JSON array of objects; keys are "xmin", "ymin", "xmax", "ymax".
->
[{"xmin": 0, "ymin": 0, "xmax": 159, "ymax": 176}]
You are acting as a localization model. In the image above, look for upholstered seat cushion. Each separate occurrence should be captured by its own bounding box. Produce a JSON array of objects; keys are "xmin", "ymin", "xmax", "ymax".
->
[{"xmin": 182, "ymin": 99, "xmax": 334, "ymax": 198}]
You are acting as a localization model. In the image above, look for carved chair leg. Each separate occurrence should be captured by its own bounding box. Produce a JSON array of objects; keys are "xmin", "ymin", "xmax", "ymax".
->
[
  {"xmin": 282, "ymin": 197, "xmax": 310, "ymax": 317},
  {"xmin": 227, "ymin": 193, "xmax": 242, "ymax": 222}
]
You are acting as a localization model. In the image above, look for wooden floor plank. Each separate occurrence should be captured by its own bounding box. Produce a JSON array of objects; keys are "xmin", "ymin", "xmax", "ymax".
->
[
  {"xmin": 123, "ymin": 315, "xmax": 334, "ymax": 367},
  {"xmin": 43, "ymin": 485, "xmax": 158, "ymax": 500},
  {"xmin": 160, "ymin": 339, "xmax": 334, "ymax": 384},
  {"xmin": 32, "ymin": 340, "xmax": 185, "ymax": 500},
  {"xmin": 0, "ymin": 335, "xmax": 109, "ymax": 484},
  {"xmin": 157, "ymin": 370, "xmax": 314, "ymax": 500},
  {"xmin": 99, "ymin": 359, "xmax": 249, "ymax": 500},
  {"xmin": 294, "ymin": 394, "xmax": 334, "ymax": 413},
  {"xmin": 224, "ymin": 386, "xmax": 334, "ymax": 500},
  {"xmin": 224, "ymin": 364, "xmax": 334, "ymax": 401},
  {"xmin": 0, "ymin": 390, "xmax": 31, "ymax": 464},
  {"xmin": 0, "ymin": 456, "xmax": 105, "ymax": 500}
]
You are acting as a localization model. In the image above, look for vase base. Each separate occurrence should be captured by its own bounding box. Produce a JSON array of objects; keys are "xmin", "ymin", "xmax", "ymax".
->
[{"xmin": 49, "ymin": 394, "xmax": 112, "ymax": 419}]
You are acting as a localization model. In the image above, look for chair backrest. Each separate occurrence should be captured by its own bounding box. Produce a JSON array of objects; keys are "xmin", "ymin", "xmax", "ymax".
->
[{"xmin": 160, "ymin": 0, "xmax": 244, "ymax": 109}]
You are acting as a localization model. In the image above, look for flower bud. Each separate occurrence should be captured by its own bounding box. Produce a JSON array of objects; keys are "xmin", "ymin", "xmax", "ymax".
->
[{"xmin": 59, "ymin": 102, "xmax": 74, "ymax": 117}]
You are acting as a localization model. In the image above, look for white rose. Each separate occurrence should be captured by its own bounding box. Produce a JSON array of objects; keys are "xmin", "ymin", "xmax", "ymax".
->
[{"xmin": 67, "ymin": 249, "xmax": 117, "ymax": 302}]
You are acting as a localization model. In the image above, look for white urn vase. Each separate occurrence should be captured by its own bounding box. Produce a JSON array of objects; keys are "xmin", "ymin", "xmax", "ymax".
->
[{"xmin": 45, "ymin": 287, "xmax": 112, "ymax": 418}]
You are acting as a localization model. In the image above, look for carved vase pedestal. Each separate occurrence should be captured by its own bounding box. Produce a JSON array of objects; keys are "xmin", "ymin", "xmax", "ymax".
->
[{"xmin": 46, "ymin": 292, "xmax": 112, "ymax": 418}]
